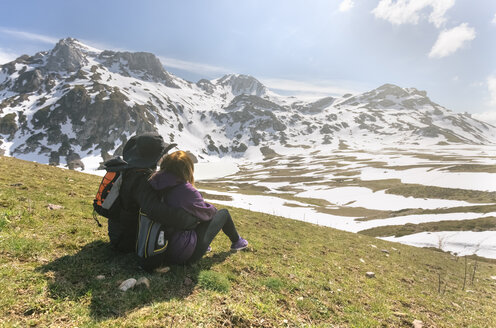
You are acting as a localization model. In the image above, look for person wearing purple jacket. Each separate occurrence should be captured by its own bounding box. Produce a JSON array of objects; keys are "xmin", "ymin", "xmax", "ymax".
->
[{"xmin": 149, "ymin": 150, "xmax": 248, "ymax": 264}]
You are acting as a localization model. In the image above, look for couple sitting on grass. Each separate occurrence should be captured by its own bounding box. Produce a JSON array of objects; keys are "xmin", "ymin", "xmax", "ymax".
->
[{"xmin": 107, "ymin": 133, "xmax": 248, "ymax": 270}]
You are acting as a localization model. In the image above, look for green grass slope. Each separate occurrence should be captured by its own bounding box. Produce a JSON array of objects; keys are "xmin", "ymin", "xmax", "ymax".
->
[{"xmin": 1, "ymin": 156, "xmax": 496, "ymax": 327}]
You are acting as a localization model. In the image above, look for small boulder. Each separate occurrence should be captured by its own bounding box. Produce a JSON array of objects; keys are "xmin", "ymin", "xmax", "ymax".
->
[
  {"xmin": 47, "ymin": 204, "xmax": 64, "ymax": 210},
  {"xmin": 155, "ymin": 266, "xmax": 170, "ymax": 274},
  {"xmin": 412, "ymin": 319, "xmax": 423, "ymax": 328},
  {"xmin": 366, "ymin": 272, "xmax": 375, "ymax": 278},
  {"xmin": 96, "ymin": 275, "xmax": 105, "ymax": 280},
  {"xmin": 119, "ymin": 278, "xmax": 137, "ymax": 292}
]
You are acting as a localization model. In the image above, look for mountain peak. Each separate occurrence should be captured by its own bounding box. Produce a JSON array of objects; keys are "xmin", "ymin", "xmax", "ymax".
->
[
  {"xmin": 375, "ymin": 83, "xmax": 410, "ymax": 97},
  {"xmin": 45, "ymin": 37, "xmax": 89, "ymax": 72},
  {"xmin": 96, "ymin": 50, "xmax": 179, "ymax": 87},
  {"xmin": 336, "ymin": 83, "xmax": 438, "ymax": 112},
  {"xmin": 56, "ymin": 37, "xmax": 80, "ymax": 46},
  {"xmin": 216, "ymin": 74, "xmax": 267, "ymax": 97},
  {"xmin": 375, "ymin": 83, "xmax": 428, "ymax": 98},
  {"xmin": 42, "ymin": 38, "xmax": 178, "ymax": 87}
]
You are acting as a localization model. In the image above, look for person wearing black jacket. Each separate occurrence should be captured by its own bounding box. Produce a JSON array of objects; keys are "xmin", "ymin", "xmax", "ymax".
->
[{"xmin": 105, "ymin": 133, "xmax": 199, "ymax": 252}]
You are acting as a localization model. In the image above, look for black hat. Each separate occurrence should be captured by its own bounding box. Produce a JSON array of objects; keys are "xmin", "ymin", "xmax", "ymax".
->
[
  {"xmin": 122, "ymin": 133, "xmax": 168, "ymax": 169},
  {"xmin": 103, "ymin": 133, "xmax": 177, "ymax": 171}
]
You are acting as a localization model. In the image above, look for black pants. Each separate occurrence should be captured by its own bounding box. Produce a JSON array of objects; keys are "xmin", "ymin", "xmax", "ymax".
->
[{"xmin": 188, "ymin": 209, "xmax": 240, "ymax": 263}]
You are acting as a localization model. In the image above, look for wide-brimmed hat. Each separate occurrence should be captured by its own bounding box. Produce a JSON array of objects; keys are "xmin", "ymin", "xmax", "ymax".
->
[{"xmin": 104, "ymin": 133, "xmax": 176, "ymax": 170}]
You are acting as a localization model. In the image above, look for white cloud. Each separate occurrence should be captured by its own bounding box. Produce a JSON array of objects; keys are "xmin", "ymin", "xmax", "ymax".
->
[
  {"xmin": 428, "ymin": 23, "xmax": 475, "ymax": 58},
  {"xmin": 492, "ymin": 13, "xmax": 496, "ymax": 24},
  {"xmin": 487, "ymin": 75, "xmax": 496, "ymax": 106},
  {"xmin": 372, "ymin": 0, "xmax": 455, "ymax": 28},
  {"xmin": 158, "ymin": 56, "xmax": 231, "ymax": 76},
  {"xmin": 0, "ymin": 48, "xmax": 18, "ymax": 64},
  {"xmin": 339, "ymin": 0, "xmax": 355, "ymax": 12},
  {"xmin": 259, "ymin": 78, "xmax": 362, "ymax": 98},
  {"xmin": 0, "ymin": 27, "xmax": 59, "ymax": 44}
]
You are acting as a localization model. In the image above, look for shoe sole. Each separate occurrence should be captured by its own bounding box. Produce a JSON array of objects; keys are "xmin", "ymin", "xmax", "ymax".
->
[{"xmin": 231, "ymin": 245, "xmax": 248, "ymax": 251}]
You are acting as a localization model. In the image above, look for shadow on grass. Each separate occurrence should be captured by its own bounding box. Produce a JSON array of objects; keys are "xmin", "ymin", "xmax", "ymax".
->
[{"xmin": 36, "ymin": 240, "xmax": 232, "ymax": 320}]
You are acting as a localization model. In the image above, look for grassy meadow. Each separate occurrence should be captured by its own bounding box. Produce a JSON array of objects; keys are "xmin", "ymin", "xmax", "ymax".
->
[{"xmin": 1, "ymin": 155, "xmax": 496, "ymax": 327}]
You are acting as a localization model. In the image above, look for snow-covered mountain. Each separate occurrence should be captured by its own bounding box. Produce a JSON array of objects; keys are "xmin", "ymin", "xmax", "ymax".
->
[{"xmin": 1, "ymin": 38, "xmax": 495, "ymax": 171}]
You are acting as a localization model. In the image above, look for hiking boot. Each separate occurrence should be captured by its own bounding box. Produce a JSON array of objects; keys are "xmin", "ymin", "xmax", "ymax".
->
[{"xmin": 231, "ymin": 237, "xmax": 248, "ymax": 251}]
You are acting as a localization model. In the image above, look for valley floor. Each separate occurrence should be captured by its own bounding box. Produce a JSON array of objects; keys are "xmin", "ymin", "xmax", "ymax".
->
[{"xmin": 196, "ymin": 145, "xmax": 496, "ymax": 259}]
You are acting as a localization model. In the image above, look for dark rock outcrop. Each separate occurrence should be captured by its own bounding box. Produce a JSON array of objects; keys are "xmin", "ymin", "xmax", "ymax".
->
[
  {"xmin": 98, "ymin": 50, "xmax": 179, "ymax": 87},
  {"xmin": 197, "ymin": 79, "xmax": 215, "ymax": 94},
  {"xmin": 12, "ymin": 69, "xmax": 44, "ymax": 93},
  {"xmin": 0, "ymin": 113, "xmax": 18, "ymax": 137},
  {"xmin": 217, "ymin": 74, "xmax": 267, "ymax": 97},
  {"xmin": 46, "ymin": 38, "xmax": 88, "ymax": 72}
]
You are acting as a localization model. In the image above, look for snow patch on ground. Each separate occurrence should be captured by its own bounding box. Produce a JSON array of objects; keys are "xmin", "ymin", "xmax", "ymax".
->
[
  {"xmin": 380, "ymin": 231, "xmax": 496, "ymax": 258},
  {"xmin": 360, "ymin": 167, "xmax": 496, "ymax": 192},
  {"xmin": 202, "ymin": 189, "xmax": 354, "ymax": 227},
  {"xmin": 81, "ymin": 155, "xmax": 105, "ymax": 175},
  {"xmin": 296, "ymin": 186, "xmax": 473, "ymax": 211},
  {"xmin": 355, "ymin": 212, "xmax": 496, "ymax": 232},
  {"xmin": 195, "ymin": 159, "xmax": 239, "ymax": 181}
]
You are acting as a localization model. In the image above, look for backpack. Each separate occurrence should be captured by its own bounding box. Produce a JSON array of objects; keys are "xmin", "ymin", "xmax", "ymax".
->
[
  {"xmin": 92, "ymin": 157, "xmax": 128, "ymax": 226},
  {"xmin": 92, "ymin": 171, "xmax": 123, "ymax": 225}
]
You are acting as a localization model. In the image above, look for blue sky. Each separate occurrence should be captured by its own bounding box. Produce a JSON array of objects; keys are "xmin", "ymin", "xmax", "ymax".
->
[{"xmin": 0, "ymin": 0, "xmax": 495, "ymax": 122}]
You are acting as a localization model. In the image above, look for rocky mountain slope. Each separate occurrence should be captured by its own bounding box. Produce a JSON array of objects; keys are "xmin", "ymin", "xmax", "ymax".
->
[{"xmin": 1, "ymin": 38, "xmax": 495, "ymax": 171}]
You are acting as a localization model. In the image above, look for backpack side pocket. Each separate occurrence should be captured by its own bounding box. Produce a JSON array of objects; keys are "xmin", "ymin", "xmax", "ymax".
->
[{"xmin": 136, "ymin": 211, "xmax": 168, "ymax": 259}]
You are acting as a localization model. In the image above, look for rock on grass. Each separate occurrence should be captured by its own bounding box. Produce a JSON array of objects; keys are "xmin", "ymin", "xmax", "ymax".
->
[
  {"xmin": 118, "ymin": 278, "xmax": 137, "ymax": 292},
  {"xmin": 366, "ymin": 272, "xmax": 375, "ymax": 278}
]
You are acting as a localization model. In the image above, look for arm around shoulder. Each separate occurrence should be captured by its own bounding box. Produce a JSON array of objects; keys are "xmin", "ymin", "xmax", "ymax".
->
[{"xmin": 134, "ymin": 176, "xmax": 199, "ymax": 230}]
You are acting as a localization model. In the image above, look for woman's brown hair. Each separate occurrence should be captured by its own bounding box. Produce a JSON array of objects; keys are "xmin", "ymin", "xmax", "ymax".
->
[{"xmin": 157, "ymin": 150, "xmax": 195, "ymax": 185}]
